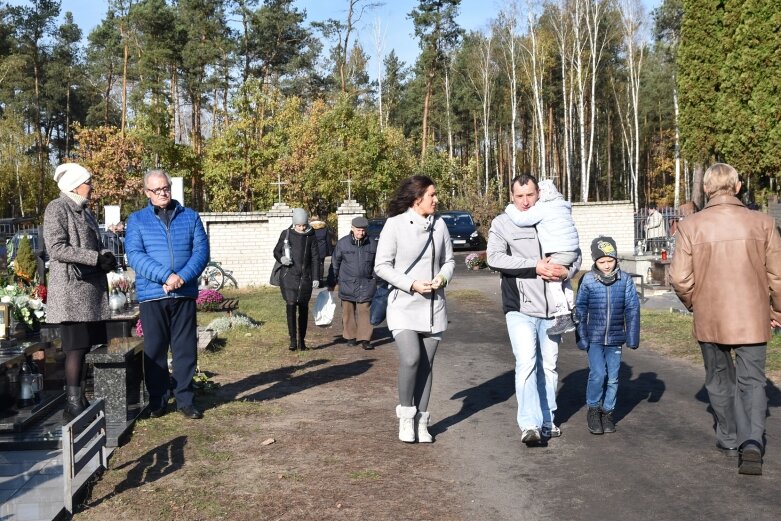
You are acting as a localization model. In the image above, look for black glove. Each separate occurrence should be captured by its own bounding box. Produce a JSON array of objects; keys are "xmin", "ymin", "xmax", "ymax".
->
[{"xmin": 98, "ymin": 251, "xmax": 118, "ymax": 272}]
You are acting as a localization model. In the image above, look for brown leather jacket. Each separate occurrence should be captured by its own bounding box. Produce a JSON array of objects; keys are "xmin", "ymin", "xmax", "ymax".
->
[{"xmin": 670, "ymin": 195, "xmax": 781, "ymax": 344}]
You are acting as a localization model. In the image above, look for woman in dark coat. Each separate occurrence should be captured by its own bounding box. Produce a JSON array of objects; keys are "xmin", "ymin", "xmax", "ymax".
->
[
  {"xmin": 273, "ymin": 208, "xmax": 320, "ymax": 351},
  {"xmin": 43, "ymin": 163, "xmax": 117, "ymax": 420}
]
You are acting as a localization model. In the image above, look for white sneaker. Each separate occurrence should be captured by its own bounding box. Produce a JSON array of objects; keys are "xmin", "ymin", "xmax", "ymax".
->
[
  {"xmin": 396, "ymin": 405, "xmax": 417, "ymax": 443},
  {"xmin": 521, "ymin": 427, "xmax": 541, "ymax": 444},
  {"xmin": 541, "ymin": 424, "xmax": 561, "ymax": 438},
  {"xmin": 416, "ymin": 411, "xmax": 433, "ymax": 443}
]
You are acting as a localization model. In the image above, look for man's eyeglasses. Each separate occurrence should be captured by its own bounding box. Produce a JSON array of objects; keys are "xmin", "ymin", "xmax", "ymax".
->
[{"xmin": 146, "ymin": 186, "xmax": 171, "ymax": 196}]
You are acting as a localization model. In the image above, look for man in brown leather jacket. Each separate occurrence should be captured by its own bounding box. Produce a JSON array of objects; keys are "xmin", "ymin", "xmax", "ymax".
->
[{"xmin": 670, "ymin": 163, "xmax": 781, "ymax": 476}]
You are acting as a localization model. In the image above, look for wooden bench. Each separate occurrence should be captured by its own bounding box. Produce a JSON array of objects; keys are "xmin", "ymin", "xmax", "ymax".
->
[{"xmin": 84, "ymin": 338, "xmax": 146, "ymax": 447}]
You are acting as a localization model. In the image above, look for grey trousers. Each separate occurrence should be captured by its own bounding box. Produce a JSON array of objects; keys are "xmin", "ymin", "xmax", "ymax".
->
[
  {"xmin": 394, "ymin": 330, "xmax": 440, "ymax": 412},
  {"xmin": 699, "ymin": 342, "xmax": 767, "ymax": 449}
]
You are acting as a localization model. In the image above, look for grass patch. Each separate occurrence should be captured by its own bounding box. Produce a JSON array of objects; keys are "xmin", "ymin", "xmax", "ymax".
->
[
  {"xmin": 205, "ymin": 399, "xmax": 283, "ymax": 420},
  {"xmin": 641, "ymin": 309, "xmax": 781, "ymax": 378},
  {"xmin": 197, "ymin": 287, "xmax": 304, "ymax": 376},
  {"xmin": 350, "ymin": 469, "xmax": 381, "ymax": 480}
]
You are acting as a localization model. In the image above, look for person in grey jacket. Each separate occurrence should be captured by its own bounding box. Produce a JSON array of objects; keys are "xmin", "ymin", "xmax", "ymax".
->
[
  {"xmin": 487, "ymin": 174, "xmax": 581, "ymax": 445},
  {"xmin": 44, "ymin": 163, "xmax": 116, "ymax": 420},
  {"xmin": 374, "ymin": 175, "xmax": 455, "ymax": 443},
  {"xmin": 329, "ymin": 216, "xmax": 377, "ymax": 350}
]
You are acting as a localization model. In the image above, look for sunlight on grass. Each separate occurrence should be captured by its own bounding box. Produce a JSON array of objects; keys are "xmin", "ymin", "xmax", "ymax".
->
[
  {"xmin": 641, "ymin": 309, "xmax": 781, "ymax": 377},
  {"xmin": 350, "ymin": 469, "xmax": 381, "ymax": 480}
]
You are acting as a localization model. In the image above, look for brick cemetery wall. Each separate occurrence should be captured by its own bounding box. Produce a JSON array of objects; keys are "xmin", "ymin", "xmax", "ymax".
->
[
  {"xmin": 572, "ymin": 201, "xmax": 635, "ymax": 257},
  {"xmin": 200, "ymin": 201, "xmax": 367, "ymax": 287},
  {"xmin": 199, "ymin": 201, "xmax": 635, "ymax": 286}
]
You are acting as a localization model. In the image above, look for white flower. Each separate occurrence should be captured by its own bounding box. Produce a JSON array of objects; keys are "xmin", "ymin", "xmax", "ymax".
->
[
  {"xmin": 0, "ymin": 296, "xmax": 11, "ymax": 304},
  {"xmin": 28, "ymin": 298, "xmax": 42, "ymax": 310},
  {"xmin": 14, "ymin": 295, "xmax": 29, "ymax": 308},
  {"xmin": 34, "ymin": 310, "xmax": 45, "ymax": 319},
  {"xmin": 5, "ymin": 285, "xmax": 15, "ymax": 292}
]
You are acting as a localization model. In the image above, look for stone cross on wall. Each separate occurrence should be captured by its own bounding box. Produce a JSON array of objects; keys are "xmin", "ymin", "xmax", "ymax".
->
[
  {"xmin": 342, "ymin": 175, "xmax": 354, "ymax": 201},
  {"xmin": 271, "ymin": 173, "xmax": 287, "ymax": 203}
]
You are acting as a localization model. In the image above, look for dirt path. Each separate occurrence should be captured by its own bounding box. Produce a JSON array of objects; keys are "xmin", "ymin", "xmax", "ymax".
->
[
  {"xmin": 76, "ymin": 254, "xmax": 780, "ymax": 520},
  {"xmin": 432, "ymin": 259, "xmax": 781, "ymax": 521}
]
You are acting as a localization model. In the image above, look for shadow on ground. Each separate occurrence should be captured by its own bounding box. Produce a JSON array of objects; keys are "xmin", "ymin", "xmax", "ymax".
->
[
  {"xmin": 213, "ymin": 359, "xmax": 375, "ymax": 405},
  {"xmin": 431, "ymin": 371, "xmax": 515, "ymax": 435},
  {"xmin": 84, "ymin": 435, "xmax": 188, "ymax": 510},
  {"xmin": 556, "ymin": 362, "xmax": 665, "ymax": 426}
]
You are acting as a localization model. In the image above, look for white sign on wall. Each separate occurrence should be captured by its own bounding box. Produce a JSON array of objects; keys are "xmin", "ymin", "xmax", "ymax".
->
[
  {"xmin": 104, "ymin": 205, "xmax": 121, "ymax": 227},
  {"xmin": 172, "ymin": 177, "xmax": 184, "ymax": 205}
]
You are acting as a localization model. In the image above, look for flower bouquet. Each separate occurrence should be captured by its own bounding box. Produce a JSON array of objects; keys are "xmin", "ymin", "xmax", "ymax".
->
[
  {"xmin": 196, "ymin": 289, "xmax": 225, "ymax": 311},
  {"xmin": 107, "ymin": 271, "xmax": 132, "ymax": 294},
  {"xmin": 465, "ymin": 252, "xmax": 488, "ymax": 270},
  {"xmin": 0, "ymin": 283, "xmax": 46, "ymax": 330}
]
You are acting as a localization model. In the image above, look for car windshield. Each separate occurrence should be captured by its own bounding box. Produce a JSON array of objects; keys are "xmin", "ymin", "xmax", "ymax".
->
[
  {"xmin": 368, "ymin": 219, "xmax": 386, "ymax": 236},
  {"xmin": 441, "ymin": 213, "xmax": 472, "ymax": 227}
]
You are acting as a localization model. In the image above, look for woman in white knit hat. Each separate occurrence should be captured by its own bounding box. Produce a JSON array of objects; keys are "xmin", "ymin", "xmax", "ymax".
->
[{"xmin": 43, "ymin": 162, "xmax": 117, "ymax": 420}]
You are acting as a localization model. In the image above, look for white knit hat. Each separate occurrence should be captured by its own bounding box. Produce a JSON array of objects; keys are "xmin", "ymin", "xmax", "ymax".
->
[{"xmin": 54, "ymin": 163, "xmax": 91, "ymax": 193}]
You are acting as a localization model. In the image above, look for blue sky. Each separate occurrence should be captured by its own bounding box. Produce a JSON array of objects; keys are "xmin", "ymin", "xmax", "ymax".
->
[{"xmin": 9, "ymin": 0, "xmax": 661, "ymax": 75}]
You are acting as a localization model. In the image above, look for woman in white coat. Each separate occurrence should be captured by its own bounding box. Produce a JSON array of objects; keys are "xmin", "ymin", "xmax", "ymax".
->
[{"xmin": 374, "ymin": 175, "xmax": 455, "ymax": 443}]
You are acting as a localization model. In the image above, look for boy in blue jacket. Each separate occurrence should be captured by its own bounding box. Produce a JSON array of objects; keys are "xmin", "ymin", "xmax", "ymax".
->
[{"xmin": 575, "ymin": 236, "xmax": 640, "ymax": 434}]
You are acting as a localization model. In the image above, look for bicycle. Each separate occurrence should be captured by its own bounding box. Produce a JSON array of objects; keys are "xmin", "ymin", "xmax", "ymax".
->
[{"xmin": 201, "ymin": 261, "xmax": 238, "ymax": 290}]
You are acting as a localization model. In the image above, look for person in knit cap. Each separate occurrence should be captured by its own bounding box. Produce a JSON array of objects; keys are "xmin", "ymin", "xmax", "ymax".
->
[
  {"xmin": 43, "ymin": 162, "xmax": 116, "ymax": 420},
  {"xmin": 575, "ymin": 235, "xmax": 640, "ymax": 435},
  {"xmin": 273, "ymin": 208, "xmax": 320, "ymax": 350},
  {"xmin": 329, "ymin": 215, "xmax": 378, "ymax": 350},
  {"xmin": 504, "ymin": 179, "xmax": 580, "ymax": 336}
]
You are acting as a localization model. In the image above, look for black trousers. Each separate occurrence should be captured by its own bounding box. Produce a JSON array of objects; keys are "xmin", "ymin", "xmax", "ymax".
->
[{"xmin": 140, "ymin": 298, "xmax": 198, "ymax": 410}]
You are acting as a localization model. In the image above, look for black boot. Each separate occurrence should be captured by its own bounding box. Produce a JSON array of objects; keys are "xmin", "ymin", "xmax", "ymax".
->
[
  {"xmin": 63, "ymin": 386, "xmax": 85, "ymax": 422},
  {"xmin": 587, "ymin": 406, "xmax": 603, "ymax": 435},
  {"xmin": 297, "ymin": 303, "xmax": 309, "ymax": 350},
  {"xmin": 601, "ymin": 409, "xmax": 616, "ymax": 433},
  {"xmin": 286, "ymin": 304, "xmax": 298, "ymax": 350}
]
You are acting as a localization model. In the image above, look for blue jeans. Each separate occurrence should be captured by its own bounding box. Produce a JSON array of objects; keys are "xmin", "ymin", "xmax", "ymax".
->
[
  {"xmin": 506, "ymin": 311, "xmax": 559, "ymax": 430},
  {"xmin": 586, "ymin": 343, "xmax": 622, "ymax": 411}
]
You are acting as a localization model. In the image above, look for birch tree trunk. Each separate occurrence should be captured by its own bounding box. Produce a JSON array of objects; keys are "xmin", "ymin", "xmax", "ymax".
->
[
  {"xmin": 521, "ymin": 1, "xmax": 547, "ymax": 179},
  {"xmin": 498, "ymin": 1, "xmax": 521, "ymax": 179},
  {"xmin": 373, "ymin": 18, "xmax": 385, "ymax": 130},
  {"xmin": 582, "ymin": 0, "xmax": 609, "ymax": 202},
  {"xmin": 444, "ymin": 56, "xmax": 455, "ymax": 160},
  {"xmin": 550, "ymin": 0, "xmax": 575, "ymax": 199},
  {"xmin": 466, "ymin": 32, "xmax": 495, "ymax": 194},
  {"xmin": 618, "ymin": 0, "xmax": 645, "ymax": 211}
]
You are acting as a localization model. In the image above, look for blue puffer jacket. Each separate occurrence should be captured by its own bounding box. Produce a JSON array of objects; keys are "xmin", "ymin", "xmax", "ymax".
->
[
  {"xmin": 126, "ymin": 201, "xmax": 209, "ymax": 302},
  {"xmin": 575, "ymin": 268, "xmax": 640, "ymax": 350}
]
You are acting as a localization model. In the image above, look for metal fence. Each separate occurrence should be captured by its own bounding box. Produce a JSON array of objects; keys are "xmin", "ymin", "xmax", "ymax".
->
[{"xmin": 633, "ymin": 207, "xmax": 684, "ymax": 254}]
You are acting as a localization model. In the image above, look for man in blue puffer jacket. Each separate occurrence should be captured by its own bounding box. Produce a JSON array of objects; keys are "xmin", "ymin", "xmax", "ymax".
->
[
  {"xmin": 126, "ymin": 169, "xmax": 209, "ymax": 420},
  {"xmin": 575, "ymin": 236, "xmax": 640, "ymax": 435}
]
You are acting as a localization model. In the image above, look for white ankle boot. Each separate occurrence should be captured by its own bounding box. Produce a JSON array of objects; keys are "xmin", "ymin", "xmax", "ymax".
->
[
  {"xmin": 396, "ymin": 405, "xmax": 417, "ymax": 442},
  {"xmin": 416, "ymin": 411, "xmax": 433, "ymax": 443}
]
